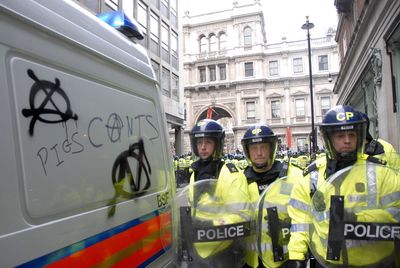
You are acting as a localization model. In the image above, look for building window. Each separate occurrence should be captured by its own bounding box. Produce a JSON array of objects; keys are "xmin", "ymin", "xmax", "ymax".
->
[
  {"xmin": 245, "ymin": 62, "xmax": 254, "ymax": 77},
  {"xmin": 295, "ymin": 98, "xmax": 305, "ymax": 117},
  {"xmin": 269, "ymin": 60, "xmax": 279, "ymax": 76},
  {"xmin": 219, "ymin": 33, "xmax": 227, "ymax": 51},
  {"xmin": 244, "ymin": 27, "xmax": 252, "ymax": 46},
  {"xmin": 246, "ymin": 101, "xmax": 255, "ymax": 119},
  {"xmin": 105, "ymin": 0, "xmax": 118, "ymax": 10},
  {"xmin": 137, "ymin": 1, "xmax": 148, "ymax": 47},
  {"xmin": 318, "ymin": 55, "xmax": 328, "ymax": 71},
  {"xmin": 271, "ymin": 100, "xmax": 280, "ymax": 118},
  {"xmin": 170, "ymin": 0, "xmax": 177, "ymax": 27},
  {"xmin": 210, "ymin": 34, "xmax": 218, "ymax": 52},
  {"xmin": 150, "ymin": 12, "xmax": 159, "ymax": 55},
  {"xmin": 246, "ymin": 101, "xmax": 256, "ymax": 119},
  {"xmin": 161, "ymin": 0, "xmax": 169, "ymax": 18},
  {"xmin": 200, "ymin": 35, "xmax": 207, "ymax": 53},
  {"xmin": 219, "ymin": 64, "xmax": 226, "ymax": 80},
  {"xmin": 293, "ymin": 57, "xmax": 303, "ymax": 73},
  {"xmin": 161, "ymin": 21, "xmax": 169, "ymax": 62},
  {"xmin": 122, "ymin": 0, "xmax": 133, "ymax": 21},
  {"xmin": 162, "ymin": 67, "xmax": 170, "ymax": 97},
  {"xmin": 199, "ymin": 67, "xmax": 206, "ymax": 82},
  {"xmin": 151, "ymin": 60, "xmax": 160, "ymax": 83},
  {"xmin": 209, "ymin": 65, "xmax": 216, "ymax": 81},
  {"xmin": 342, "ymin": 32, "xmax": 348, "ymax": 58},
  {"xmin": 172, "ymin": 73, "xmax": 179, "ymax": 100},
  {"xmin": 321, "ymin": 96, "xmax": 331, "ymax": 115},
  {"xmin": 171, "ymin": 30, "xmax": 178, "ymax": 69},
  {"xmin": 150, "ymin": 0, "xmax": 159, "ymax": 9}
]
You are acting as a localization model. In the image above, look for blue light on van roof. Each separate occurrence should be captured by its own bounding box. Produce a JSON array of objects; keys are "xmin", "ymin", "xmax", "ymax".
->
[{"xmin": 96, "ymin": 10, "xmax": 144, "ymax": 40}]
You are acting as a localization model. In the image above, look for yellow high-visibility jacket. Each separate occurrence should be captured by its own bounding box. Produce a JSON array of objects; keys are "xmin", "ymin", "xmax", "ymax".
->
[
  {"xmin": 188, "ymin": 162, "xmax": 252, "ymax": 260},
  {"xmin": 288, "ymin": 155, "xmax": 400, "ymax": 266},
  {"xmin": 244, "ymin": 162, "xmax": 303, "ymax": 268}
]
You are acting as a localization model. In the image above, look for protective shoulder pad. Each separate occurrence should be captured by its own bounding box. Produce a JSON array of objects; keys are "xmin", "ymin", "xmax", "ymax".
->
[
  {"xmin": 365, "ymin": 139, "xmax": 385, "ymax": 155},
  {"xmin": 225, "ymin": 162, "xmax": 239, "ymax": 173}
]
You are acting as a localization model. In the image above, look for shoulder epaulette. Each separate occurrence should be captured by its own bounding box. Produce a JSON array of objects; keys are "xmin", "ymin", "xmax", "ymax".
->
[
  {"xmin": 225, "ymin": 162, "xmax": 239, "ymax": 173},
  {"xmin": 303, "ymin": 162, "xmax": 317, "ymax": 176},
  {"xmin": 290, "ymin": 162, "xmax": 304, "ymax": 171},
  {"xmin": 366, "ymin": 155, "xmax": 387, "ymax": 166},
  {"xmin": 279, "ymin": 161, "xmax": 289, "ymax": 178}
]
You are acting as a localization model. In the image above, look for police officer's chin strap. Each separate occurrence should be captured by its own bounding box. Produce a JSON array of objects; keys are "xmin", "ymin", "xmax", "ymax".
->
[
  {"xmin": 253, "ymin": 161, "xmax": 268, "ymax": 170},
  {"xmin": 200, "ymin": 156, "xmax": 213, "ymax": 163}
]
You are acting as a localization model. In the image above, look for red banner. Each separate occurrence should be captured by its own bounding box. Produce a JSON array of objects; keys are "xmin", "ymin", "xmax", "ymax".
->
[
  {"xmin": 286, "ymin": 127, "xmax": 292, "ymax": 149},
  {"xmin": 206, "ymin": 107, "xmax": 213, "ymax": 119}
]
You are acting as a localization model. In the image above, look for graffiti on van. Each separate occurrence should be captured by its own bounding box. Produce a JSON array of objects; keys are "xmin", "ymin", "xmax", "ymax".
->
[
  {"xmin": 22, "ymin": 69, "xmax": 78, "ymax": 136},
  {"xmin": 88, "ymin": 114, "xmax": 160, "ymax": 148},
  {"xmin": 35, "ymin": 113, "xmax": 159, "ymax": 176},
  {"xmin": 108, "ymin": 138, "xmax": 151, "ymax": 217}
]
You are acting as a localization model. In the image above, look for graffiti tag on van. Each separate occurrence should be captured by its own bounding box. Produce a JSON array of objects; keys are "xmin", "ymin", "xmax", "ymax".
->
[
  {"xmin": 88, "ymin": 114, "xmax": 159, "ymax": 148},
  {"xmin": 111, "ymin": 139, "xmax": 151, "ymax": 192},
  {"xmin": 36, "ymin": 113, "xmax": 159, "ymax": 176},
  {"xmin": 108, "ymin": 139, "xmax": 151, "ymax": 217},
  {"xmin": 22, "ymin": 69, "xmax": 78, "ymax": 136}
]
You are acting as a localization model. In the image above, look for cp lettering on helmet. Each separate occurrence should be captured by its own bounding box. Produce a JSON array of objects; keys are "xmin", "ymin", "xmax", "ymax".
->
[
  {"xmin": 197, "ymin": 121, "xmax": 206, "ymax": 126},
  {"xmin": 336, "ymin": 112, "xmax": 354, "ymax": 121},
  {"xmin": 251, "ymin": 128, "xmax": 262, "ymax": 135}
]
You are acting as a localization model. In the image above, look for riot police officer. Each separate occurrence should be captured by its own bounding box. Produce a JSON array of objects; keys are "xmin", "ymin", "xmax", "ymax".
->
[
  {"xmin": 287, "ymin": 105, "xmax": 400, "ymax": 268},
  {"xmin": 189, "ymin": 119, "xmax": 242, "ymax": 182},
  {"xmin": 241, "ymin": 125, "xmax": 303, "ymax": 268},
  {"xmin": 176, "ymin": 119, "xmax": 252, "ymax": 267}
]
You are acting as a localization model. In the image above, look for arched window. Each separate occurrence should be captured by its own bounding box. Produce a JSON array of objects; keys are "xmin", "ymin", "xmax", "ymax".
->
[
  {"xmin": 199, "ymin": 35, "xmax": 207, "ymax": 53},
  {"xmin": 244, "ymin": 27, "xmax": 252, "ymax": 46},
  {"xmin": 209, "ymin": 34, "xmax": 218, "ymax": 52},
  {"xmin": 219, "ymin": 32, "xmax": 227, "ymax": 51}
]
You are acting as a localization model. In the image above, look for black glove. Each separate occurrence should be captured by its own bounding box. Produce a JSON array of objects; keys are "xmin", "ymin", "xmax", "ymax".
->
[{"xmin": 284, "ymin": 260, "xmax": 308, "ymax": 268}]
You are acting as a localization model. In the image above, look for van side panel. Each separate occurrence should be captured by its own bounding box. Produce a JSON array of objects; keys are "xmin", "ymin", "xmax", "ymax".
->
[{"xmin": 0, "ymin": 1, "xmax": 174, "ymax": 267}]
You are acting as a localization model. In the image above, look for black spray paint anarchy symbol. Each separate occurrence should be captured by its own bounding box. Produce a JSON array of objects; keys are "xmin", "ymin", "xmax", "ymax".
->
[
  {"xmin": 22, "ymin": 69, "xmax": 78, "ymax": 136},
  {"xmin": 108, "ymin": 139, "xmax": 152, "ymax": 217},
  {"xmin": 111, "ymin": 139, "xmax": 151, "ymax": 193}
]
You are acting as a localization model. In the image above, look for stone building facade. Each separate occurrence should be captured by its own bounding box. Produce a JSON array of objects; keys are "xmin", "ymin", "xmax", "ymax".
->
[
  {"xmin": 181, "ymin": 1, "xmax": 339, "ymax": 154},
  {"xmin": 334, "ymin": 0, "xmax": 400, "ymax": 150}
]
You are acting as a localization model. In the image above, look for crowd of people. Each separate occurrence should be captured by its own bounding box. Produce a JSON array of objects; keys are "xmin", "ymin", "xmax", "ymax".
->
[{"xmin": 174, "ymin": 105, "xmax": 399, "ymax": 268}]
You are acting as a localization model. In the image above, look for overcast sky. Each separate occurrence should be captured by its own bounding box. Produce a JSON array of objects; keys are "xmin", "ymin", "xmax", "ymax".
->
[{"xmin": 181, "ymin": 0, "xmax": 338, "ymax": 43}]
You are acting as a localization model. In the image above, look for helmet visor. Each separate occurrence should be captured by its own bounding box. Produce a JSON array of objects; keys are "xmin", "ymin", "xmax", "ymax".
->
[
  {"xmin": 321, "ymin": 123, "xmax": 366, "ymax": 160},
  {"xmin": 242, "ymin": 136, "xmax": 278, "ymax": 168}
]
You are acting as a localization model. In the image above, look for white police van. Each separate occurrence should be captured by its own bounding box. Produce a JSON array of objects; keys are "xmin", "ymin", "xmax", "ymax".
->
[{"xmin": 0, "ymin": 0, "xmax": 175, "ymax": 266}]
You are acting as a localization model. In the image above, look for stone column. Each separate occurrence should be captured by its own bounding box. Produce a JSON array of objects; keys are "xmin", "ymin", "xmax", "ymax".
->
[{"xmin": 174, "ymin": 126, "xmax": 184, "ymax": 156}]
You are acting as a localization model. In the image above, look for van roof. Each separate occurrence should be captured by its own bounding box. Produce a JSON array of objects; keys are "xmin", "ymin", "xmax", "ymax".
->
[{"xmin": 0, "ymin": 0, "xmax": 155, "ymax": 80}]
